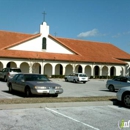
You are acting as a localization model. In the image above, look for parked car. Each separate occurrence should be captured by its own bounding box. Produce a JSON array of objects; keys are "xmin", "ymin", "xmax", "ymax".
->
[
  {"xmin": 106, "ymin": 76, "xmax": 130, "ymax": 92},
  {"xmin": 117, "ymin": 87, "xmax": 130, "ymax": 108},
  {"xmin": 0, "ymin": 68, "xmax": 21, "ymax": 82},
  {"xmin": 64, "ymin": 73, "xmax": 89, "ymax": 83},
  {"xmin": 7, "ymin": 73, "xmax": 63, "ymax": 97}
]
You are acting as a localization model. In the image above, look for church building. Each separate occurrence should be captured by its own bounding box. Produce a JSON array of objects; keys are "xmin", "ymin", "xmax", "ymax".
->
[{"xmin": 0, "ymin": 21, "xmax": 130, "ymax": 78}]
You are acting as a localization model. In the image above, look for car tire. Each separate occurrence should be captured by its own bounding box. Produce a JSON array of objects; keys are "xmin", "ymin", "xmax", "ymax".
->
[
  {"xmin": 25, "ymin": 87, "xmax": 31, "ymax": 97},
  {"xmin": 73, "ymin": 79, "xmax": 76, "ymax": 83},
  {"xmin": 108, "ymin": 85, "xmax": 115, "ymax": 92},
  {"xmin": 122, "ymin": 93, "xmax": 130, "ymax": 108},
  {"xmin": 9, "ymin": 84, "xmax": 13, "ymax": 93}
]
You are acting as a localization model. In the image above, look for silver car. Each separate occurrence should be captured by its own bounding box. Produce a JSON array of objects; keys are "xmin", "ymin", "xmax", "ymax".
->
[
  {"xmin": 106, "ymin": 76, "xmax": 130, "ymax": 92},
  {"xmin": 7, "ymin": 74, "xmax": 63, "ymax": 97},
  {"xmin": 117, "ymin": 87, "xmax": 130, "ymax": 108}
]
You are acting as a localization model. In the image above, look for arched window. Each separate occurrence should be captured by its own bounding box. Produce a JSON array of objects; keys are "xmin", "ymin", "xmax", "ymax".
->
[{"xmin": 42, "ymin": 37, "xmax": 46, "ymax": 49}]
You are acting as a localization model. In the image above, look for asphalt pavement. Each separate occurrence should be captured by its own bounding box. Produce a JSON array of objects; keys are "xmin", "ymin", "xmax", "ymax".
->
[
  {"xmin": 0, "ymin": 79, "xmax": 116, "ymax": 99},
  {"xmin": 0, "ymin": 79, "xmax": 129, "ymax": 130}
]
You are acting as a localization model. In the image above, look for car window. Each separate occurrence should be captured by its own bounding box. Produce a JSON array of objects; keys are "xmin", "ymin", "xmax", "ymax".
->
[
  {"xmin": 114, "ymin": 77, "xmax": 121, "ymax": 81},
  {"xmin": 79, "ymin": 74, "xmax": 87, "ymax": 77},
  {"xmin": 12, "ymin": 74, "xmax": 19, "ymax": 80},
  {"xmin": 16, "ymin": 74, "xmax": 24, "ymax": 81},
  {"xmin": 24, "ymin": 75, "xmax": 49, "ymax": 81},
  {"xmin": 120, "ymin": 77, "xmax": 128, "ymax": 82}
]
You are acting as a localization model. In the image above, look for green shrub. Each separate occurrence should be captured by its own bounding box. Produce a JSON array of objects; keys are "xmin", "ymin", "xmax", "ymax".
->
[{"xmin": 51, "ymin": 75, "xmax": 65, "ymax": 78}]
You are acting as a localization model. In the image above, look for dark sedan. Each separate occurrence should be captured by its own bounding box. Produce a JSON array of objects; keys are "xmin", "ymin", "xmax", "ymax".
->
[{"xmin": 7, "ymin": 74, "xmax": 63, "ymax": 97}]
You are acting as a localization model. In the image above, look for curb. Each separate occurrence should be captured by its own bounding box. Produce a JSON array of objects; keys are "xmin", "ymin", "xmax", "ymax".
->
[{"xmin": 0, "ymin": 101, "xmax": 115, "ymax": 110}]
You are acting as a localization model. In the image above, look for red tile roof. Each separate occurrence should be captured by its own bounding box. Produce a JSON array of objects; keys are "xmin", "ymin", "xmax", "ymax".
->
[
  {"xmin": 0, "ymin": 30, "xmax": 129, "ymax": 64},
  {"xmin": 0, "ymin": 31, "xmax": 41, "ymax": 50}
]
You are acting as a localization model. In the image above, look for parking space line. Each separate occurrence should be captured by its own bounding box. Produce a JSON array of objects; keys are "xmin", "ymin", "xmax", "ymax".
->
[{"xmin": 45, "ymin": 107, "xmax": 100, "ymax": 130}]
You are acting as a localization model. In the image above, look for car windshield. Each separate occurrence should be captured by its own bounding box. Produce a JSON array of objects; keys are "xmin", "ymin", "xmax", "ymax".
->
[
  {"xmin": 24, "ymin": 75, "xmax": 49, "ymax": 81},
  {"xmin": 79, "ymin": 74, "xmax": 87, "ymax": 77},
  {"xmin": 10, "ymin": 69, "xmax": 21, "ymax": 72}
]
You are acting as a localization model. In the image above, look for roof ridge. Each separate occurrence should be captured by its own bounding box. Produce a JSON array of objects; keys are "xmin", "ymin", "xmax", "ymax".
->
[
  {"xmin": 0, "ymin": 30, "xmax": 34, "ymax": 35},
  {"xmin": 55, "ymin": 36, "xmax": 111, "ymax": 44}
]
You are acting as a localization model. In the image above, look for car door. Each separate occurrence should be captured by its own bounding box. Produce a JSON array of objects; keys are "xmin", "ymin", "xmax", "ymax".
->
[
  {"xmin": 11, "ymin": 74, "xmax": 20, "ymax": 90},
  {"xmin": 15, "ymin": 74, "xmax": 25, "ymax": 92},
  {"xmin": 119, "ymin": 77, "xmax": 130, "ymax": 89},
  {"xmin": 112, "ymin": 77, "xmax": 122, "ymax": 89}
]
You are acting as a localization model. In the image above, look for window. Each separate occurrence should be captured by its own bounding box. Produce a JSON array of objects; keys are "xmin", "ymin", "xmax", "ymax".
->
[{"xmin": 42, "ymin": 37, "xmax": 46, "ymax": 49}]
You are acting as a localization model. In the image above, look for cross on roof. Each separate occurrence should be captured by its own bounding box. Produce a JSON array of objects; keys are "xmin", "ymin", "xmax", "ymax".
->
[{"xmin": 42, "ymin": 11, "xmax": 46, "ymax": 22}]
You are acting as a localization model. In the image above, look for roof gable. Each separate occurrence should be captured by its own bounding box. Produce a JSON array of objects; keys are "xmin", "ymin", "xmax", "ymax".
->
[{"xmin": 0, "ymin": 31, "xmax": 36, "ymax": 50}]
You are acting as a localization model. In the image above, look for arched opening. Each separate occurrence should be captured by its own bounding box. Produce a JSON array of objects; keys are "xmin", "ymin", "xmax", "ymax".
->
[
  {"xmin": 85, "ymin": 65, "xmax": 91, "ymax": 77},
  {"xmin": 94, "ymin": 66, "xmax": 99, "ymax": 77},
  {"xmin": 110, "ymin": 66, "xmax": 116, "ymax": 76},
  {"xmin": 42, "ymin": 37, "xmax": 46, "ymax": 49},
  {"xmin": 6, "ymin": 62, "xmax": 17, "ymax": 68},
  {"xmin": 20, "ymin": 62, "xmax": 29, "ymax": 73},
  {"xmin": 102, "ymin": 66, "xmax": 108, "ymax": 76},
  {"xmin": 0, "ymin": 62, "xmax": 3, "ymax": 70},
  {"xmin": 75, "ymin": 65, "xmax": 82, "ymax": 73},
  {"xmin": 55, "ymin": 64, "xmax": 63, "ymax": 75},
  {"xmin": 44, "ymin": 63, "xmax": 52, "ymax": 77},
  {"xmin": 65, "ymin": 64, "xmax": 73, "ymax": 75},
  {"xmin": 32, "ymin": 63, "xmax": 41, "ymax": 74}
]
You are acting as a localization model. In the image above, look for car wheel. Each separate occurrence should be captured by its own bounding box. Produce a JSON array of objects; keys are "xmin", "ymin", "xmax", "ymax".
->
[
  {"xmin": 9, "ymin": 84, "xmax": 13, "ymax": 93},
  {"xmin": 108, "ymin": 85, "xmax": 115, "ymax": 92},
  {"xmin": 123, "ymin": 93, "xmax": 130, "ymax": 108},
  {"xmin": 73, "ymin": 79, "xmax": 76, "ymax": 83},
  {"xmin": 25, "ymin": 87, "xmax": 31, "ymax": 97}
]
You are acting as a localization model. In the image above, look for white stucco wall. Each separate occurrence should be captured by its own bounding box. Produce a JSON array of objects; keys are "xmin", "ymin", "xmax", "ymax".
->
[{"xmin": 8, "ymin": 22, "xmax": 74, "ymax": 54}]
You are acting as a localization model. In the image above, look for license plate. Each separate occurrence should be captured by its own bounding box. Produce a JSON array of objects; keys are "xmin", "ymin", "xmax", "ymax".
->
[{"xmin": 49, "ymin": 89, "xmax": 55, "ymax": 94}]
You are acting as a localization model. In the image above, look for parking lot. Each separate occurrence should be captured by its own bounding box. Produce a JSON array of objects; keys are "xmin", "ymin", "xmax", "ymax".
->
[
  {"xmin": 0, "ymin": 79, "xmax": 130, "ymax": 130},
  {"xmin": 0, "ymin": 102, "xmax": 130, "ymax": 130},
  {"xmin": 0, "ymin": 79, "xmax": 115, "ymax": 98}
]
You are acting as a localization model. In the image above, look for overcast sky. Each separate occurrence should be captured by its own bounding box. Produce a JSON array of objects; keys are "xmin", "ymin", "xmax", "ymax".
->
[{"xmin": 0, "ymin": 0, "xmax": 130, "ymax": 53}]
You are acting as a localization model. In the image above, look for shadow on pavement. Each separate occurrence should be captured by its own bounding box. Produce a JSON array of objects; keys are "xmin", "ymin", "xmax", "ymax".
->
[
  {"xmin": 2, "ymin": 90, "xmax": 54, "ymax": 98},
  {"xmin": 109, "ymin": 99, "xmax": 130, "ymax": 109}
]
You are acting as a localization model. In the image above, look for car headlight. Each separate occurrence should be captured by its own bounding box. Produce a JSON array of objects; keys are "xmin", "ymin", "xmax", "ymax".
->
[
  {"xmin": 55, "ymin": 86, "xmax": 61, "ymax": 89},
  {"xmin": 34, "ymin": 86, "xmax": 46, "ymax": 89}
]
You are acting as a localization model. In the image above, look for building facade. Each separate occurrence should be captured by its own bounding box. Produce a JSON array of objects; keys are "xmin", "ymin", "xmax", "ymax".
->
[{"xmin": 0, "ymin": 22, "xmax": 130, "ymax": 78}]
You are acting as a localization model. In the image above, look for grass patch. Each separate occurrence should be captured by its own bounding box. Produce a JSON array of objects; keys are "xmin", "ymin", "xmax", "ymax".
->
[{"xmin": 0, "ymin": 96, "xmax": 116, "ymax": 104}]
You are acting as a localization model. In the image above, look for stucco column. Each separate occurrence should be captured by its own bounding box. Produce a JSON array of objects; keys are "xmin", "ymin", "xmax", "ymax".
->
[
  {"xmin": 82, "ymin": 65, "xmax": 86, "ymax": 73},
  {"xmin": 91, "ymin": 65, "xmax": 94, "ymax": 77},
  {"xmin": 107, "ymin": 66, "xmax": 111, "ymax": 77},
  {"xmin": 41, "ymin": 63, "xmax": 44, "ymax": 74},
  {"xmin": 29, "ymin": 65, "xmax": 32, "ymax": 73},
  {"xmin": 62, "ymin": 66, "xmax": 66, "ymax": 75},
  {"xmin": 52, "ymin": 64, "xmax": 56, "ymax": 75},
  {"xmin": 99, "ymin": 66, "xmax": 103, "ymax": 76}
]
